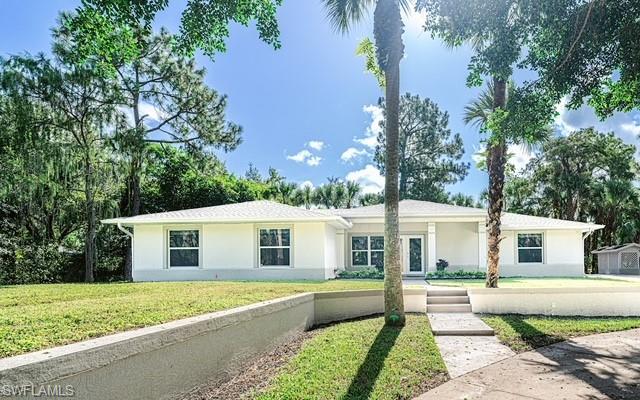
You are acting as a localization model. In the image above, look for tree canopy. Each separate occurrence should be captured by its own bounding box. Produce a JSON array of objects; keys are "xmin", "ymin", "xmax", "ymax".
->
[
  {"xmin": 504, "ymin": 128, "xmax": 640, "ymax": 272},
  {"xmin": 375, "ymin": 93, "xmax": 469, "ymax": 202}
]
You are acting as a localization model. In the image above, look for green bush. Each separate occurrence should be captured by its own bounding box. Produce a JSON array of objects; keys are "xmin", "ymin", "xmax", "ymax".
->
[
  {"xmin": 337, "ymin": 268, "xmax": 384, "ymax": 280},
  {"xmin": 425, "ymin": 270, "xmax": 486, "ymax": 280},
  {"xmin": 2, "ymin": 244, "xmax": 69, "ymax": 285}
]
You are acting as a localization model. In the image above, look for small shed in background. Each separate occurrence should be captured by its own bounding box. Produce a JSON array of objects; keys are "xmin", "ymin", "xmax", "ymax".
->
[{"xmin": 592, "ymin": 243, "xmax": 640, "ymax": 275}]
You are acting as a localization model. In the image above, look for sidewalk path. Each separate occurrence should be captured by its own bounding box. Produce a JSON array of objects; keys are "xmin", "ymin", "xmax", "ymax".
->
[
  {"xmin": 416, "ymin": 328, "xmax": 640, "ymax": 399},
  {"xmin": 427, "ymin": 313, "xmax": 515, "ymax": 378}
]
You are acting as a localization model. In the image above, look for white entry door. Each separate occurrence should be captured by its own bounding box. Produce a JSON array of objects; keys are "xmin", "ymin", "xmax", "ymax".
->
[{"xmin": 401, "ymin": 235, "xmax": 425, "ymax": 275}]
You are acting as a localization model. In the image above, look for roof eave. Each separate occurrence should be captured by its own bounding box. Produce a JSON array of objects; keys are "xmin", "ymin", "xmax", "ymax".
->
[
  {"xmin": 502, "ymin": 224, "xmax": 605, "ymax": 232},
  {"xmin": 101, "ymin": 216, "xmax": 351, "ymax": 228}
]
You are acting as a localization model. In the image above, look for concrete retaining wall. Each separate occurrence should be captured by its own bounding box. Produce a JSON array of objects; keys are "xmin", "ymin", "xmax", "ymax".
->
[
  {"xmin": 0, "ymin": 289, "xmax": 425, "ymax": 400},
  {"xmin": 469, "ymin": 287, "xmax": 640, "ymax": 316},
  {"xmin": 314, "ymin": 288, "xmax": 426, "ymax": 325}
]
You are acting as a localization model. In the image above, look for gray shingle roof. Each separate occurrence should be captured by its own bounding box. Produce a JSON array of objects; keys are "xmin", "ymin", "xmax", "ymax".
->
[{"xmin": 102, "ymin": 200, "xmax": 350, "ymax": 226}]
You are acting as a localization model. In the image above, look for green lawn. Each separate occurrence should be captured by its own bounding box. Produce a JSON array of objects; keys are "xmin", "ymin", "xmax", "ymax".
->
[
  {"xmin": 481, "ymin": 314, "xmax": 640, "ymax": 353},
  {"xmin": 0, "ymin": 280, "xmax": 381, "ymax": 358},
  {"xmin": 428, "ymin": 277, "xmax": 640, "ymax": 288},
  {"xmin": 256, "ymin": 315, "xmax": 447, "ymax": 400}
]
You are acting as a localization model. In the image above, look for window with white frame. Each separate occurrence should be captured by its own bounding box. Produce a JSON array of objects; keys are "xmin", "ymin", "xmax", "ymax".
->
[
  {"xmin": 259, "ymin": 228, "xmax": 291, "ymax": 267},
  {"xmin": 168, "ymin": 230, "xmax": 200, "ymax": 267},
  {"xmin": 351, "ymin": 235, "xmax": 384, "ymax": 268},
  {"xmin": 517, "ymin": 233, "xmax": 543, "ymax": 263}
]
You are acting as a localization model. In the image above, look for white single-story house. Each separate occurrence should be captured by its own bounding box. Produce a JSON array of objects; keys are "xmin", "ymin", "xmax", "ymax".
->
[{"xmin": 102, "ymin": 200, "xmax": 604, "ymax": 281}]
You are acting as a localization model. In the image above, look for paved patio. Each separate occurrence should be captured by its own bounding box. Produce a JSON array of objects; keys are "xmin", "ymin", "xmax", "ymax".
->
[{"xmin": 416, "ymin": 328, "xmax": 640, "ymax": 399}]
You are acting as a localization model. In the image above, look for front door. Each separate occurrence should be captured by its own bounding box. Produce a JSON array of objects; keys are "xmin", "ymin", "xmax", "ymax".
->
[{"xmin": 401, "ymin": 235, "xmax": 425, "ymax": 275}]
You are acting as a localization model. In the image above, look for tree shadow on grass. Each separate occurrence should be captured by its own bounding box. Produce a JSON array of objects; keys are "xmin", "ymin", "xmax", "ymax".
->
[
  {"xmin": 341, "ymin": 324, "xmax": 403, "ymax": 400},
  {"xmin": 501, "ymin": 314, "xmax": 565, "ymax": 350}
]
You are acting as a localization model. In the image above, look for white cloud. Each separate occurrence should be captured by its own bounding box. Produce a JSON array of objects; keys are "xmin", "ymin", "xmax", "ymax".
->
[
  {"xmin": 299, "ymin": 180, "xmax": 315, "ymax": 189},
  {"xmin": 341, "ymin": 147, "xmax": 369, "ymax": 163},
  {"xmin": 354, "ymin": 105, "xmax": 384, "ymax": 149},
  {"xmin": 287, "ymin": 149, "xmax": 312, "ymax": 163},
  {"xmin": 138, "ymin": 102, "xmax": 167, "ymax": 122},
  {"xmin": 346, "ymin": 164, "xmax": 385, "ymax": 194},
  {"xmin": 555, "ymin": 98, "xmax": 640, "ymax": 143},
  {"xmin": 286, "ymin": 149, "xmax": 323, "ymax": 166},
  {"xmin": 621, "ymin": 122, "xmax": 640, "ymax": 138},
  {"xmin": 306, "ymin": 156, "xmax": 322, "ymax": 166},
  {"xmin": 306, "ymin": 140, "xmax": 325, "ymax": 151},
  {"xmin": 118, "ymin": 102, "xmax": 167, "ymax": 126},
  {"xmin": 507, "ymin": 144, "xmax": 534, "ymax": 173}
]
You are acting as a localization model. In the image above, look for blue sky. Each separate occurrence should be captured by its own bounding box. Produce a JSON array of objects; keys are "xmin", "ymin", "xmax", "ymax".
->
[{"xmin": 2, "ymin": 1, "xmax": 639, "ymax": 198}]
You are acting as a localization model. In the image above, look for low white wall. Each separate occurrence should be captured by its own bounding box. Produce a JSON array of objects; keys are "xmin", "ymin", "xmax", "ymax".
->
[
  {"xmin": 469, "ymin": 287, "xmax": 640, "ymax": 316},
  {"xmin": 314, "ymin": 289, "xmax": 426, "ymax": 325},
  {"xmin": 498, "ymin": 263, "xmax": 584, "ymax": 277},
  {"xmin": 0, "ymin": 289, "xmax": 425, "ymax": 400}
]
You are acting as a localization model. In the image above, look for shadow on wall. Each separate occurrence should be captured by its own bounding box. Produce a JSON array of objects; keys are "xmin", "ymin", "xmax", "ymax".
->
[{"xmin": 505, "ymin": 317, "xmax": 640, "ymax": 399}]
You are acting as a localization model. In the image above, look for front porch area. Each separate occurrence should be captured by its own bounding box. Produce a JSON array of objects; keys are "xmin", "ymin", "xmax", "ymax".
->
[{"xmin": 337, "ymin": 220, "xmax": 488, "ymax": 277}]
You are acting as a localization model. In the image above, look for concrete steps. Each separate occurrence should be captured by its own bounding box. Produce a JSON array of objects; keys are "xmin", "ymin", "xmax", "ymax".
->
[
  {"xmin": 428, "ymin": 288, "xmax": 468, "ymax": 297},
  {"xmin": 426, "ymin": 288, "xmax": 472, "ymax": 313},
  {"xmin": 426, "ymin": 287, "xmax": 495, "ymax": 336},
  {"xmin": 427, "ymin": 295, "xmax": 470, "ymax": 304},
  {"xmin": 426, "ymin": 304, "xmax": 473, "ymax": 313}
]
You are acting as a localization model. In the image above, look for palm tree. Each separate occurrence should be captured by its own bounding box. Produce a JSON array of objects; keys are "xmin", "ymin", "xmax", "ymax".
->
[
  {"xmin": 345, "ymin": 181, "xmax": 362, "ymax": 208},
  {"xmin": 464, "ymin": 81, "xmax": 550, "ymax": 288},
  {"xmin": 332, "ymin": 181, "xmax": 347, "ymax": 208},
  {"xmin": 275, "ymin": 182, "xmax": 298, "ymax": 205},
  {"xmin": 299, "ymin": 184, "xmax": 314, "ymax": 209},
  {"xmin": 322, "ymin": 0, "xmax": 408, "ymax": 325},
  {"xmin": 314, "ymin": 184, "xmax": 334, "ymax": 209}
]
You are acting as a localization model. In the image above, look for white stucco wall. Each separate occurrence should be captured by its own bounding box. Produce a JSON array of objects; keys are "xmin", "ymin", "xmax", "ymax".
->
[
  {"xmin": 348, "ymin": 222, "xmax": 427, "ymax": 234},
  {"xmin": 498, "ymin": 229, "xmax": 585, "ymax": 277},
  {"xmin": 335, "ymin": 230, "xmax": 346, "ymax": 271},
  {"xmin": 323, "ymin": 224, "xmax": 337, "ymax": 279},
  {"xmin": 131, "ymin": 219, "xmax": 588, "ymax": 280},
  {"xmin": 202, "ymin": 223, "xmax": 254, "ymax": 268},
  {"xmin": 436, "ymin": 222, "xmax": 479, "ymax": 268},
  {"xmin": 132, "ymin": 225, "xmax": 163, "ymax": 272},
  {"xmin": 132, "ymin": 222, "xmax": 330, "ymax": 281}
]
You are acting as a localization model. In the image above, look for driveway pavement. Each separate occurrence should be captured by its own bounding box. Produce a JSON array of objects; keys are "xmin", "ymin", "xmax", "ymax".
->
[{"xmin": 416, "ymin": 328, "xmax": 640, "ymax": 400}]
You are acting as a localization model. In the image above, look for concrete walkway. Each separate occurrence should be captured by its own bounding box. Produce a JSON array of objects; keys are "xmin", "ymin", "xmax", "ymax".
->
[
  {"xmin": 428, "ymin": 313, "xmax": 515, "ymax": 378},
  {"xmin": 417, "ymin": 328, "xmax": 640, "ymax": 399}
]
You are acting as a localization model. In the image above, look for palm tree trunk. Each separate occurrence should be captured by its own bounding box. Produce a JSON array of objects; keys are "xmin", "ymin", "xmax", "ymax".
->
[
  {"xmin": 375, "ymin": 0, "xmax": 405, "ymax": 326},
  {"xmin": 486, "ymin": 77, "xmax": 507, "ymax": 288}
]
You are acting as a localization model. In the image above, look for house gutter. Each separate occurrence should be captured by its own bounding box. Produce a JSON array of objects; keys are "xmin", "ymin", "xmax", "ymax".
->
[
  {"xmin": 582, "ymin": 228, "xmax": 594, "ymax": 241},
  {"xmin": 117, "ymin": 222, "xmax": 134, "ymax": 239}
]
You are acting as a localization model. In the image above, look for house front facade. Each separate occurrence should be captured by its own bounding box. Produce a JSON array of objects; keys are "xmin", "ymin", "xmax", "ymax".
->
[{"xmin": 102, "ymin": 200, "xmax": 604, "ymax": 281}]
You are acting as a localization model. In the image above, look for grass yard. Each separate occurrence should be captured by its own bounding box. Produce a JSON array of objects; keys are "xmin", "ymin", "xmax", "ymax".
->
[
  {"xmin": 255, "ymin": 315, "xmax": 447, "ymax": 400},
  {"xmin": 0, "ymin": 280, "xmax": 381, "ymax": 358},
  {"xmin": 428, "ymin": 277, "xmax": 640, "ymax": 288},
  {"xmin": 481, "ymin": 314, "xmax": 640, "ymax": 353}
]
